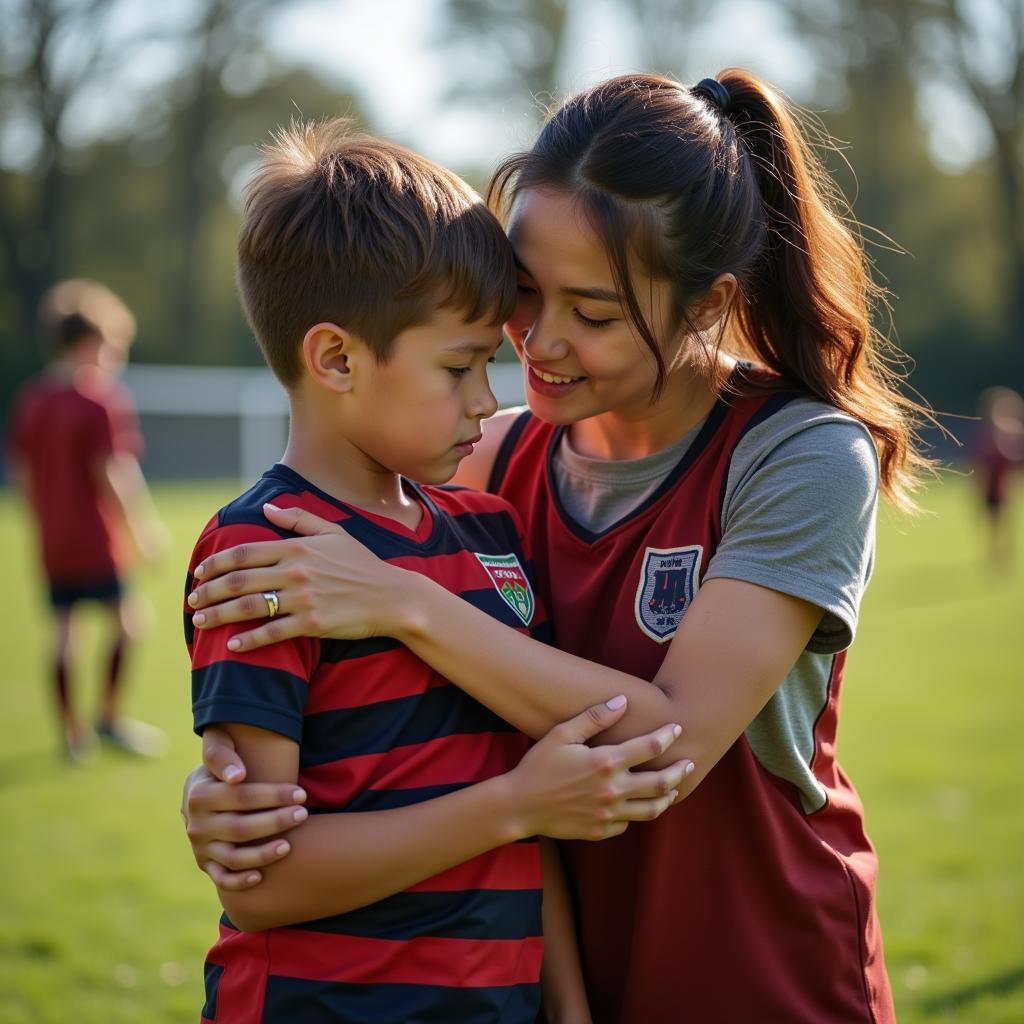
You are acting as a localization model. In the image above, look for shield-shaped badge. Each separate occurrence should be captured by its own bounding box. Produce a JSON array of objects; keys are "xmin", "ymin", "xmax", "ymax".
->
[
  {"xmin": 475, "ymin": 552, "xmax": 535, "ymax": 627},
  {"xmin": 634, "ymin": 545, "xmax": 703, "ymax": 643}
]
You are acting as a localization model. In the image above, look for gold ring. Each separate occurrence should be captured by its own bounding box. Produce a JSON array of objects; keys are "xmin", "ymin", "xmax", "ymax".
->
[{"xmin": 263, "ymin": 591, "xmax": 280, "ymax": 618}]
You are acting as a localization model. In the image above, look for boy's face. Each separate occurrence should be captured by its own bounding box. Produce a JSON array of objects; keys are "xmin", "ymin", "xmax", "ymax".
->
[{"xmin": 346, "ymin": 307, "xmax": 501, "ymax": 484}]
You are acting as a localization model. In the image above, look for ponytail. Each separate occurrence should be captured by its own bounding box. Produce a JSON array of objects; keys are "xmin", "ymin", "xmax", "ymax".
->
[
  {"xmin": 717, "ymin": 69, "xmax": 932, "ymax": 509},
  {"xmin": 489, "ymin": 70, "xmax": 934, "ymax": 510}
]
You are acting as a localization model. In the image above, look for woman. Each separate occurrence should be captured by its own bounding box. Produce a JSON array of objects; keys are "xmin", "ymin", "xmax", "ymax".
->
[{"xmin": 184, "ymin": 70, "xmax": 929, "ymax": 1022}]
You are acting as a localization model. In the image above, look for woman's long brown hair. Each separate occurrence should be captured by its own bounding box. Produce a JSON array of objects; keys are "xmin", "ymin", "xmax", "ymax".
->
[{"xmin": 489, "ymin": 70, "xmax": 934, "ymax": 509}]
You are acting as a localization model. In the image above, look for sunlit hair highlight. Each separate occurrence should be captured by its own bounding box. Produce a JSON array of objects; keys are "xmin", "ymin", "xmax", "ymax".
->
[
  {"xmin": 239, "ymin": 119, "xmax": 517, "ymax": 386},
  {"xmin": 489, "ymin": 70, "xmax": 935, "ymax": 509},
  {"xmin": 38, "ymin": 279, "xmax": 136, "ymax": 354}
]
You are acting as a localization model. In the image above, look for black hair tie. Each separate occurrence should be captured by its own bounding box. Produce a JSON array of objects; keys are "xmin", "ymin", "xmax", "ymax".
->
[{"xmin": 692, "ymin": 77, "xmax": 731, "ymax": 115}]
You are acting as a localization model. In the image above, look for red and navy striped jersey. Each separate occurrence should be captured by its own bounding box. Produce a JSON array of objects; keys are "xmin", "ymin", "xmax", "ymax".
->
[
  {"xmin": 488, "ymin": 376, "xmax": 894, "ymax": 1024},
  {"xmin": 185, "ymin": 463, "xmax": 548, "ymax": 1024}
]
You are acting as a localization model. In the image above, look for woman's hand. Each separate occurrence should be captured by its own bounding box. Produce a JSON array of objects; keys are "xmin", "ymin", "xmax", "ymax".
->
[
  {"xmin": 188, "ymin": 503, "xmax": 407, "ymax": 650},
  {"xmin": 504, "ymin": 696, "xmax": 691, "ymax": 841},
  {"xmin": 181, "ymin": 726, "xmax": 308, "ymax": 890}
]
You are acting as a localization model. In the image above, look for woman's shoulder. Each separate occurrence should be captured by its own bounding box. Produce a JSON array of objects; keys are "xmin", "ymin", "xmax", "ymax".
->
[
  {"xmin": 734, "ymin": 394, "xmax": 878, "ymax": 484},
  {"xmin": 450, "ymin": 406, "xmax": 538, "ymax": 491}
]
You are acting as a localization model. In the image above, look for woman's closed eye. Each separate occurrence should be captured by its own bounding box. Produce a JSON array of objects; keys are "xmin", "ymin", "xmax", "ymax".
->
[{"xmin": 574, "ymin": 309, "xmax": 615, "ymax": 329}]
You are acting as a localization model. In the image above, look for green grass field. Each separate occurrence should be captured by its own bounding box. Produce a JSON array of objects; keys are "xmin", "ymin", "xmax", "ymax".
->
[{"xmin": 1, "ymin": 475, "xmax": 1021, "ymax": 1023}]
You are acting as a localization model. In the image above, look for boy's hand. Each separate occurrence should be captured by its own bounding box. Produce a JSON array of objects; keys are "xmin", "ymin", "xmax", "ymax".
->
[
  {"xmin": 181, "ymin": 726, "xmax": 307, "ymax": 890},
  {"xmin": 505, "ymin": 696, "xmax": 694, "ymax": 842}
]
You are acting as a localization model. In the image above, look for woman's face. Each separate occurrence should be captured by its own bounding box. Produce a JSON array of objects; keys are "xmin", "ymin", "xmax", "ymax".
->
[{"xmin": 505, "ymin": 187, "xmax": 679, "ymax": 426}]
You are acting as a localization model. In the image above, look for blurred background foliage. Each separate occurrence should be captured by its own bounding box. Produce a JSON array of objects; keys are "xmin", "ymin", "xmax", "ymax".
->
[{"xmin": 1, "ymin": 0, "xmax": 1022, "ymax": 431}]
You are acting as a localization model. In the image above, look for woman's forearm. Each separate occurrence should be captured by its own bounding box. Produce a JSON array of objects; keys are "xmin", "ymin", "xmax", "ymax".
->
[
  {"xmin": 220, "ymin": 772, "xmax": 524, "ymax": 931},
  {"xmin": 396, "ymin": 572, "xmax": 673, "ymax": 742}
]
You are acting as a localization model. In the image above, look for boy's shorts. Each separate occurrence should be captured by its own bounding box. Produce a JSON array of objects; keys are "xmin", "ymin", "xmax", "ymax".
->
[{"xmin": 47, "ymin": 577, "xmax": 123, "ymax": 609}]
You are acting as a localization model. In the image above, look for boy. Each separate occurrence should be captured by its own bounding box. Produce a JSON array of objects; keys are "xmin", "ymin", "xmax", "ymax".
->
[
  {"xmin": 9, "ymin": 279, "xmax": 168, "ymax": 760},
  {"xmin": 184, "ymin": 121, "xmax": 601, "ymax": 1023}
]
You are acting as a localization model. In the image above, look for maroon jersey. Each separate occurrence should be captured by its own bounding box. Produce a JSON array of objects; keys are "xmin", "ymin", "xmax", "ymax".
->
[
  {"xmin": 9, "ymin": 373, "xmax": 142, "ymax": 583},
  {"xmin": 489, "ymin": 389, "xmax": 894, "ymax": 1024},
  {"xmin": 186, "ymin": 465, "xmax": 548, "ymax": 1023}
]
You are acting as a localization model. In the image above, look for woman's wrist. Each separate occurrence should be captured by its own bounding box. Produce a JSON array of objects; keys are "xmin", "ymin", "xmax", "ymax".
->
[
  {"xmin": 388, "ymin": 569, "xmax": 440, "ymax": 643},
  {"xmin": 486, "ymin": 770, "xmax": 533, "ymax": 846}
]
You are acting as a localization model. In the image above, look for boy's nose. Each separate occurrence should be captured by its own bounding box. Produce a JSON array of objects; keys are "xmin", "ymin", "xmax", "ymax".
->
[{"xmin": 472, "ymin": 382, "xmax": 499, "ymax": 420}]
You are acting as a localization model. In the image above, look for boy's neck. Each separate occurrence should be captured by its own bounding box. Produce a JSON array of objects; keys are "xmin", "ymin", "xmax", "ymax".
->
[{"xmin": 281, "ymin": 410, "xmax": 423, "ymax": 531}]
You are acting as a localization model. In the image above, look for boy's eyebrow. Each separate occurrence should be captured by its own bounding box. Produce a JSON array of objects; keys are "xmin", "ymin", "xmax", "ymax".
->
[
  {"xmin": 513, "ymin": 255, "xmax": 621, "ymax": 305},
  {"xmin": 443, "ymin": 339, "xmax": 503, "ymax": 355}
]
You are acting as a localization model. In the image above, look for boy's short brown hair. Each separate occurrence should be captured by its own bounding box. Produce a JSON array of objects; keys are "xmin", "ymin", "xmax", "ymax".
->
[
  {"xmin": 38, "ymin": 279, "xmax": 136, "ymax": 354},
  {"xmin": 238, "ymin": 120, "xmax": 517, "ymax": 386}
]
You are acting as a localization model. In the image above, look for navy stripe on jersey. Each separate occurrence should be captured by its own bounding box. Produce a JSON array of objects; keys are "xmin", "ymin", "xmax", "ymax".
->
[
  {"xmin": 201, "ymin": 963, "xmax": 222, "ymax": 1021},
  {"xmin": 314, "ymin": 781, "xmax": 469, "ymax": 812},
  {"xmin": 301, "ymin": 685, "xmax": 516, "ymax": 766},
  {"xmin": 261, "ymin": 976, "xmax": 541, "ymax": 1024},
  {"xmin": 285, "ymin": 887, "xmax": 543, "ymax": 941},
  {"xmin": 192, "ymin": 661, "xmax": 308, "ymax": 740},
  {"xmin": 186, "ymin": 464, "xmax": 546, "ymax": 1024},
  {"xmin": 488, "ymin": 409, "xmax": 534, "ymax": 494}
]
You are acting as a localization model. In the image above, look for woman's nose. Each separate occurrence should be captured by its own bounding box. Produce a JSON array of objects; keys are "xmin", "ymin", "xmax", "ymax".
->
[{"xmin": 521, "ymin": 320, "xmax": 570, "ymax": 364}]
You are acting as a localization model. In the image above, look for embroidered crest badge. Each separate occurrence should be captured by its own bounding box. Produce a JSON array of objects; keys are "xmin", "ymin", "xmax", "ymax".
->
[
  {"xmin": 475, "ymin": 552, "xmax": 535, "ymax": 627},
  {"xmin": 634, "ymin": 545, "xmax": 703, "ymax": 643}
]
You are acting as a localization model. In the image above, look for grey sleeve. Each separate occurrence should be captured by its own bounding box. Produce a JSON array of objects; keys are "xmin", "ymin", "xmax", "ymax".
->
[{"xmin": 704, "ymin": 404, "xmax": 879, "ymax": 653}]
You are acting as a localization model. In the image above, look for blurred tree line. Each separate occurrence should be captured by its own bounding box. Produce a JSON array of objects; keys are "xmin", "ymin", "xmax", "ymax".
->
[{"xmin": 1, "ymin": 0, "xmax": 1021, "ymax": 438}]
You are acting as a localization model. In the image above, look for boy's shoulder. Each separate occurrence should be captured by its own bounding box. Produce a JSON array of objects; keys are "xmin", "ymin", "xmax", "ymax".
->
[{"xmin": 190, "ymin": 467, "xmax": 312, "ymax": 566}]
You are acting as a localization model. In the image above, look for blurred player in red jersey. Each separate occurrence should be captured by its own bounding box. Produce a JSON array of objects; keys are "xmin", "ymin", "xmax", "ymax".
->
[
  {"xmin": 9, "ymin": 279, "xmax": 169, "ymax": 761},
  {"xmin": 973, "ymin": 386, "xmax": 1024, "ymax": 568}
]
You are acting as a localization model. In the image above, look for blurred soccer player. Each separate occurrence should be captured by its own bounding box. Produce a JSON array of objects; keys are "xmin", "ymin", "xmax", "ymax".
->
[
  {"xmin": 973, "ymin": 386, "xmax": 1024, "ymax": 567},
  {"xmin": 9, "ymin": 279, "xmax": 169, "ymax": 761}
]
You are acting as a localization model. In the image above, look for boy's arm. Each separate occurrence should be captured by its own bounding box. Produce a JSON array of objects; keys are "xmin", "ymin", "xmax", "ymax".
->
[
  {"xmin": 539, "ymin": 840, "xmax": 592, "ymax": 1024},
  {"xmin": 212, "ymin": 720, "xmax": 519, "ymax": 932},
  {"xmin": 213, "ymin": 704, "xmax": 684, "ymax": 933}
]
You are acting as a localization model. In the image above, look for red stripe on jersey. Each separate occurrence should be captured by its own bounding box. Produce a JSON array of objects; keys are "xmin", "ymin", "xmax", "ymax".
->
[
  {"xmin": 267, "ymin": 491, "xmax": 354, "ymax": 528},
  {"xmin": 260, "ymin": 928, "xmax": 544, "ymax": 988},
  {"xmin": 407, "ymin": 842, "xmax": 543, "ymax": 893},
  {"xmin": 388, "ymin": 548, "xmax": 508, "ymax": 596},
  {"xmin": 304, "ymin": 650, "xmax": 444, "ymax": 713},
  {"xmin": 300, "ymin": 732, "xmax": 531, "ymax": 805},
  {"xmin": 428, "ymin": 485, "xmax": 523, "ymax": 518},
  {"xmin": 204, "ymin": 929, "xmax": 269, "ymax": 1020}
]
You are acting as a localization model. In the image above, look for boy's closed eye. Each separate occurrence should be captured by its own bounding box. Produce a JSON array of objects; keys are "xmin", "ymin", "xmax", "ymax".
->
[{"xmin": 447, "ymin": 355, "xmax": 497, "ymax": 378}]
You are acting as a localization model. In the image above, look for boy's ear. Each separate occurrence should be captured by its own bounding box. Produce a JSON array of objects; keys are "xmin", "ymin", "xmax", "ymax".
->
[
  {"xmin": 691, "ymin": 273, "xmax": 738, "ymax": 331},
  {"xmin": 301, "ymin": 322, "xmax": 363, "ymax": 393}
]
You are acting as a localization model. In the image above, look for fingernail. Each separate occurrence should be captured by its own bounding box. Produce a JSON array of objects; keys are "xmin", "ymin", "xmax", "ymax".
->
[
  {"xmin": 246, "ymin": 873, "xmax": 260, "ymax": 885},
  {"xmin": 606, "ymin": 694, "xmax": 627, "ymax": 710},
  {"xmin": 293, "ymin": 807, "xmax": 308, "ymax": 822},
  {"xmin": 194, "ymin": 564, "xmax": 205, "ymax": 579},
  {"xmin": 684, "ymin": 762, "xmax": 695, "ymax": 776},
  {"xmin": 224, "ymin": 765, "xmax": 242, "ymax": 782},
  {"xmin": 227, "ymin": 638, "xmax": 241, "ymax": 651},
  {"xmin": 292, "ymin": 789, "xmax": 307, "ymax": 803},
  {"xmin": 672, "ymin": 724, "xmax": 682, "ymax": 739},
  {"xmin": 264, "ymin": 502, "xmax": 281, "ymax": 512},
  {"xmin": 275, "ymin": 842, "xmax": 290, "ymax": 856},
  {"xmin": 193, "ymin": 612, "xmax": 206, "ymax": 625},
  {"xmin": 669, "ymin": 790, "xmax": 679, "ymax": 801},
  {"xmin": 187, "ymin": 592, "xmax": 199, "ymax": 607}
]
